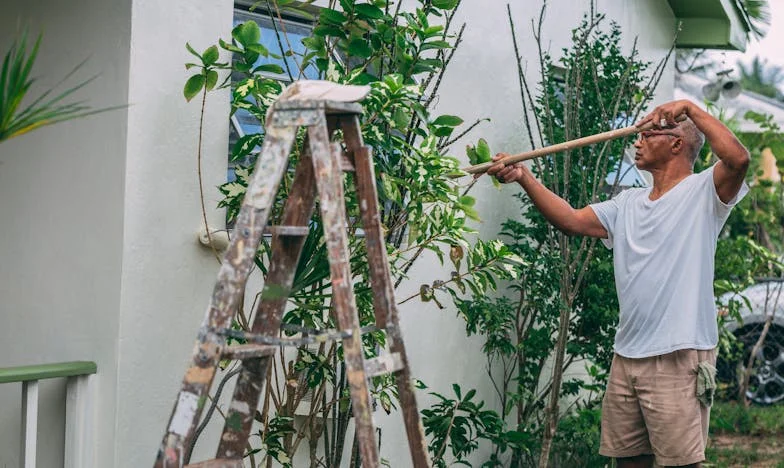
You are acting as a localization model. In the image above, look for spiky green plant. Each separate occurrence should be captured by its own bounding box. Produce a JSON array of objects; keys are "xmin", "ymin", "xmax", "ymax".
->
[
  {"xmin": 735, "ymin": 0, "xmax": 771, "ymax": 39},
  {"xmin": 0, "ymin": 29, "xmax": 106, "ymax": 142}
]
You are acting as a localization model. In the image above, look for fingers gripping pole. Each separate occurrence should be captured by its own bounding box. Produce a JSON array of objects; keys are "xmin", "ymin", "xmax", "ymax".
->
[{"xmin": 456, "ymin": 114, "xmax": 687, "ymax": 177}]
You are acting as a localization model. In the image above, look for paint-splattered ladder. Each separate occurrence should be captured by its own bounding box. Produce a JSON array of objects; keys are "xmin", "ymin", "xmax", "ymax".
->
[{"xmin": 154, "ymin": 86, "xmax": 430, "ymax": 468}]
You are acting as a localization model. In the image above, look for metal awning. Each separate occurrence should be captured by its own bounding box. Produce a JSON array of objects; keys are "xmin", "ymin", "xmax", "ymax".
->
[{"xmin": 667, "ymin": 0, "xmax": 751, "ymax": 51}]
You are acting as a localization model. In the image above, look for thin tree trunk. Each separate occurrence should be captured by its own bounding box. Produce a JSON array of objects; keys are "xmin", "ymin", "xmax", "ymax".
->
[{"xmin": 538, "ymin": 286, "xmax": 572, "ymax": 468}]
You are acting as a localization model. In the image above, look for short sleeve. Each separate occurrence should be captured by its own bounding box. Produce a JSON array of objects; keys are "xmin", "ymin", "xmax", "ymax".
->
[
  {"xmin": 703, "ymin": 163, "xmax": 749, "ymax": 228},
  {"xmin": 589, "ymin": 195, "xmax": 622, "ymax": 249}
]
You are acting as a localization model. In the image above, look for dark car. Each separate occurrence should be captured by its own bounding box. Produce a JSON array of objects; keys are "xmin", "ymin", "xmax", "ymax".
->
[{"xmin": 719, "ymin": 279, "xmax": 784, "ymax": 405}]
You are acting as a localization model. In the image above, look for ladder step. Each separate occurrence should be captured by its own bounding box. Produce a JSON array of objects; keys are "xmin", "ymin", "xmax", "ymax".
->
[
  {"xmin": 220, "ymin": 344, "xmax": 276, "ymax": 360},
  {"xmin": 340, "ymin": 154, "xmax": 355, "ymax": 172},
  {"xmin": 184, "ymin": 458, "xmax": 243, "ymax": 468},
  {"xmin": 264, "ymin": 225, "xmax": 309, "ymax": 236},
  {"xmin": 364, "ymin": 352, "xmax": 404, "ymax": 378}
]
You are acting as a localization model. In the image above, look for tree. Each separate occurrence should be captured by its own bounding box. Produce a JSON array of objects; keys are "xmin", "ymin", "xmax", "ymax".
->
[
  {"xmin": 737, "ymin": 56, "xmax": 784, "ymax": 100},
  {"xmin": 181, "ymin": 1, "xmax": 523, "ymax": 466},
  {"xmin": 700, "ymin": 108, "xmax": 784, "ymax": 406},
  {"xmin": 735, "ymin": 0, "xmax": 772, "ymax": 40},
  {"xmin": 453, "ymin": 3, "xmax": 674, "ymax": 466}
]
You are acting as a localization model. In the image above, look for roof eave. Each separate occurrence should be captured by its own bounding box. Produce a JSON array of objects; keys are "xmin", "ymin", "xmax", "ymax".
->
[{"xmin": 667, "ymin": 0, "xmax": 751, "ymax": 51}]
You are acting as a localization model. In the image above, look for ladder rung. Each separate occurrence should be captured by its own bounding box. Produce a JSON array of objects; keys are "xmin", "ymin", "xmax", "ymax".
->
[
  {"xmin": 264, "ymin": 225, "xmax": 309, "ymax": 236},
  {"xmin": 364, "ymin": 352, "xmax": 404, "ymax": 378},
  {"xmin": 341, "ymin": 154, "xmax": 355, "ymax": 172},
  {"xmin": 220, "ymin": 344, "xmax": 276, "ymax": 360},
  {"xmin": 185, "ymin": 458, "xmax": 243, "ymax": 468}
]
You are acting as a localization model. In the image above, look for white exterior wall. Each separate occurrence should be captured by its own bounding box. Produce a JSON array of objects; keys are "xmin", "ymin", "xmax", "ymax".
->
[
  {"xmin": 113, "ymin": 0, "xmax": 233, "ymax": 466},
  {"xmin": 0, "ymin": 0, "xmax": 675, "ymax": 466},
  {"xmin": 0, "ymin": 0, "xmax": 131, "ymax": 467}
]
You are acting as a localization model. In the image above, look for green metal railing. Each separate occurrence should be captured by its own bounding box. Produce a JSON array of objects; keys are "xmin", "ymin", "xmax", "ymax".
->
[
  {"xmin": 0, "ymin": 361, "xmax": 97, "ymax": 468},
  {"xmin": 0, "ymin": 361, "xmax": 96, "ymax": 383}
]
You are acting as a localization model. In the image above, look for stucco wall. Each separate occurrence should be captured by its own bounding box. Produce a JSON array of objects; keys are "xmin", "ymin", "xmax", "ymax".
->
[
  {"xmin": 112, "ymin": 0, "xmax": 233, "ymax": 466},
  {"xmin": 0, "ymin": 0, "xmax": 131, "ymax": 466}
]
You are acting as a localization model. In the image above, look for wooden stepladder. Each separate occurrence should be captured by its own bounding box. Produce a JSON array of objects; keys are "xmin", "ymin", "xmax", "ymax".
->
[{"xmin": 154, "ymin": 85, "xmax": 431, "ymax": 468}]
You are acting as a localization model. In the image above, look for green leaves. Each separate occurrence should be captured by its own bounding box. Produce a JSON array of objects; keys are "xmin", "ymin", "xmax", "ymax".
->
[
  {"xmin": 354, "ymin": 3, "xmax": 385, "ymax": 19},
  {"xmin": 202, "ymin": 45, "xmax": 219, "ymax": 65},
  {"xmin": 192, "ymin": 3, "xmax": 521, "ymax": 465},
  {"xmin": 431, "ymin": 114, "xmax": 463, "ymax": 137},
  {"xmin": 431, "ymin": 0, "xmax": 460, "ymax": 10},
  {"xmin": 253, "ymin": 63, "xmax": 284, "ymax": 75},
  {"xmin": 414, "ymin": 239, "xmax": 525, "ymax": 309},
  {"xmin": 259, "ymin": 415, "xmax": 295, "ymax": 467},
  {"xmin": 183, "ymin": 43, "xmax": 225, "ymax": 101},
  {"xmin": 422, "ymin": 383, "xmax": 504, "ymax": 468},
  {"xmin": 182, "ymin": 68, "xmax": 218, "ymax": 101},
  {"xmin": 232, "ymin": 20, "xmax": 261, "ymax": 47},
  {"xmin": 205, "ymin": 70, "xmax": 218, "ymax": 90},
  {"xmin": 432, "ymin": 115, "xmax": 463, "ymax": 127},
  {"xmin": 319, "ymin": 8, "xmax": 348, "ymax": 25},
  {"xmin": 183, "ymin": 74, "xmax": 206, "ymax": 101},
  {"xmin": 466, "ymin": 138, "xmax": 492, "ymax": 165},
  {"xmin": 231, "ymin": 134, "xmax": 262, "ymax": 162},
  {"xmin": 347, "ymin": 39, "xmax": 373, "ymax": 58},
  {"xmin": 0, "ymin": 29, "xmax": 117, "ymax": 142}
]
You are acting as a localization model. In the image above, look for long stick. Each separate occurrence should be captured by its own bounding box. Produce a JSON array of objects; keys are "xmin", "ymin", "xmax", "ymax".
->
[{"xmin": 455, "ymin": 114, "xmax": 686, "ymax": 177}]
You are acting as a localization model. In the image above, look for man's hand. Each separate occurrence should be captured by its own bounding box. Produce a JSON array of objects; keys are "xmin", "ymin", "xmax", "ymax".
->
[
  {"xmin": 637, "ymin": 99, "xmax": 694, "ymax": 129},
  {"xmin": 638, "ymin": 98, "xmax": 749, "ymax": 204},
  {"xmin": 485, "ymin": 153, "xmax": 528, "ymax": 184}
]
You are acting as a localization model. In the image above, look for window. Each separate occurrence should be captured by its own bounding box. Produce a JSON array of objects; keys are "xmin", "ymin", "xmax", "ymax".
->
[{"xmin": 228, "ymin": 4, "xmax": 318, "ymax": 183}]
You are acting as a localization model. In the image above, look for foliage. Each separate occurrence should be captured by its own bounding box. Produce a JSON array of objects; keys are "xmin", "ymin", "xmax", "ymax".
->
[
  {"xmin": 706, "ymin": 401, "xmax": 784, "ymax": 467},
  {"xmin": 550, "ymin": 405, "xmax": 609, "ymax": 467},
  {"xmin": 723, "ymin": 111, "xmax": 784, "ymax": 251},
  {"xmin": 711, "ymin": 400, "xmax": 784, "ymax": 435},
  {"xmin": 737, "ymin": 56, "xmax": 784, "ymax": 101},
  {"xmin": 421, "ymin": 383, "xmax": 505, "ymax": 468},
  {"xmin": 451, "ymin": 5, "xmax": 671, "ymax": 466},
  {"xmin": 735, "ymin": 0, "xmax": 772, "ymax": 40},
  {"xmin": 0, "ymin": 28, "xmax": 110, "ymax": 142},
  {"xmin": 183, "ymin": 0, "xmax": 524, "ymax": 465},
  {"xmin": 694, "ymin": 107, "xmax": 784, "ymax": 402}
]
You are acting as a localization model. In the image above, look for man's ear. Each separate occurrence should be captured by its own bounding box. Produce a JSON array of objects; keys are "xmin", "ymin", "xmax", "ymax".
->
[{"xmin": 671, "ymin": 138, "xmax": 684, "ymax": 154}]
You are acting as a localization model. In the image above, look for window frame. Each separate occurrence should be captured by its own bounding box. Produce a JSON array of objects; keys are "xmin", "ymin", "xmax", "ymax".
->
[{"xmin": 228, "ymin": 3, "xmax": 318, "ymax": 182}]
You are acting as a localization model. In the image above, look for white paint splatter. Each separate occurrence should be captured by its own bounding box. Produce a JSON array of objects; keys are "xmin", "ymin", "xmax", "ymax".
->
[
  {"xmin": 169, "ymin": 392, "xmax": 199, "ymax": 436},
  {"xmin": 230, "ymin": 400, "xmax": 250, "ymax": 414}
]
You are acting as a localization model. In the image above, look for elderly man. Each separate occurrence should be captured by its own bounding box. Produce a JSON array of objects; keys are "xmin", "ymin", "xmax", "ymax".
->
[{"xmin": 487, "ymin": 99, "xmax": 749, "ymax": 467}]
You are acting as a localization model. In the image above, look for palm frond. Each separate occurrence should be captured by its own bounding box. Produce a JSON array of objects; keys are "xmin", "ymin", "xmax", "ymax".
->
[
  {"xmin": 737, "ymin": 56, "xmax": 784, "ymax": 100},
  {"xmin": 0, "ymin": 28, "xmax": 120, "ymax": 142},
  {"xmin": 735, "ymin": 0, "xmax": 771, "ymax": 40}
]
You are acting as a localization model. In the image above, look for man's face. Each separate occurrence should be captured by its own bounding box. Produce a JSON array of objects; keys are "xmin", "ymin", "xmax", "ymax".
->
[{"xmin": 633, "ymin": 129, "xmax": 683, "ymax": 171}]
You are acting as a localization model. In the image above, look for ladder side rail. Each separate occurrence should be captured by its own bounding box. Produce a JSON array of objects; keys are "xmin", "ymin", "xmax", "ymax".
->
[
  {"xmin": 155, "ymin": 125, "xmax": 298, "ymax": 468},
  {"xmin": 216, "ymin": 139, "xmax": 319, "ymax": 459},
  {"xmin": 309, "ymin": 119, "xmax": 380, "ymax": 467},
  {"xmin": 343, "ymin": 118, "xmax": 432, "ymax": 468}
]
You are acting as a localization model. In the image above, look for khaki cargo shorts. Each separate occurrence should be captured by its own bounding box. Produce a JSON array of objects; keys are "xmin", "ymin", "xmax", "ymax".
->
[{"xmin": 599, "ymin": 348, "xmax": 717, "ymax": 466}]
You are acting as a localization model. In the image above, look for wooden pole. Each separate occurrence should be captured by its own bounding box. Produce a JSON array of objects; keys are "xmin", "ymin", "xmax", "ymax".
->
[{"xmin": 455, "ymin": 114, "xmax": 686, "ymax": 177}]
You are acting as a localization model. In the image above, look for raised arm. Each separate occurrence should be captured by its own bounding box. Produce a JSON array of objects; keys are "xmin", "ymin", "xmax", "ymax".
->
[
  {"xmin": 638, "ymin": 99, "xmax": 750, "ymax": 203},
  {"xmin": 487, "ymin": 154, "xmax": 608, "ymax": 238}
]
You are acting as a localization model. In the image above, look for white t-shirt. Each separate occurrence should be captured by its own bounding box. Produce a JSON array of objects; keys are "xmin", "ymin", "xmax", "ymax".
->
[{"xmin": 589, "ymin": 164, "xmax": 748, "ymax": 358}]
